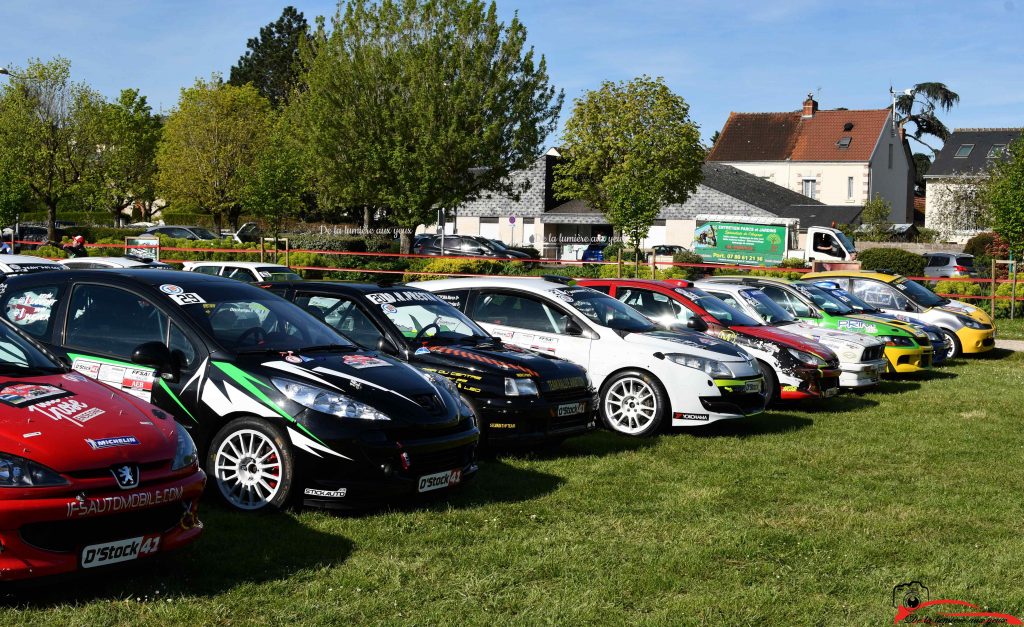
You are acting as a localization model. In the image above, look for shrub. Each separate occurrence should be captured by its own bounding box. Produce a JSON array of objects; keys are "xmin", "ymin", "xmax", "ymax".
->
[
  {"xmin": 403, "ymin": 257, "xmax": 507, "ymax": 282},
  {"xmin": 288, "ymin": 233, "xmax": 369, "ymax": 252},
  {"xmin": 994, "ymin": 273, "xmax": 1024, "ymax": 318},
  {"xmin": 857, "ymin": 247, "xmax": 926, "ymax": 277},
  {"xmin": 779, "ymin": 257, "xmax": 808, "ymax": 269},
  {"xmin": 670, "ymin": 249, "xmax": 709, "ymax": 280},
  {"xmin": 964, "ymin": 232, "xmax": 997, "ymax": 258},
  {"xmin": 934, "ymin": 280, "xmax": 983, "ymax": 297}
]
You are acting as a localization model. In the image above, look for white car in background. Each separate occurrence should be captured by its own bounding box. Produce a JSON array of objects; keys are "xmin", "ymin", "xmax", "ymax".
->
[
  {"xmin": 60, "ymin": 255, "xmax": 173, "ymax": 269},
  {"xmin": 183, "ymin": 261, "xmax": 302, "ymax": 282},
  {"xmin": 696, "ymin": 280, "xmax": 888, "ymax": 389},
  {"xmin": 411, "ymin": 277, "xmax": 767, "ymax": 436},
  {"xmin": 0, "ymin": 254, "xmax": 66, "ymax": 276}
]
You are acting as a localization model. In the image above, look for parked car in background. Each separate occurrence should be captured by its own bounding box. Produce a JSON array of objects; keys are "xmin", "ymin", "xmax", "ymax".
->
[
  {"xmin": 413, "ymin": 235, "xmax": 522, "ymax": 259},
  {"xmin": 580, "ymin": 243, "xmax": 607, "ymax": 262},
  {"xmin": 413, "ymin": 276, "xmax": 766, "ymax": 436},
  {"xmin": 651, "ymin": 245, "xmax": 687, "ymax": 257},
  {"xmin": 1, "ymin": 224, "xmax": 64, "ymax": 251},
  {"xmin": 923, "ymin": 252, "xmax": 977, "ymax": 279},
  {"xmin": 61, "ymin": 255, "xmax": 173, "ymax": 270},
  {"xmin": 1, "ymin": 270, "xmax": 480, "ymax": 512},
  {"xmin": 143, "ymin": 225, "xmax": 220, "ymax": 241},
  {"xmin": 0, "ymin": 254, "xmax": 66, "ymax": 276},
  {"xmin": 0, "ymin": 314, "xmax": 205, "ymax": 580},
  {"xmin": 183, "ymin": 261, "xmax": 302, "ymax": 282},
  {"xmin": 484, "ymin": 238, "xmax": 533, "ymax": 259},
  {"xmin": 268, "ymin": 281, "xmax": 598, "ymax": 447}
]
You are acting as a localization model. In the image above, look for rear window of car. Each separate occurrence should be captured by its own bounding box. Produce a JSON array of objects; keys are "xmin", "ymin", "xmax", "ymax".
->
[{"xmin": 956, "ymin": 256, "xmax": 974, "ymax": 267}]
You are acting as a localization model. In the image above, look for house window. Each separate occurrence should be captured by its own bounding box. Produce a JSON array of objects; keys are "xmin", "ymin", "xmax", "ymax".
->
[
  {"xmin": 888, "ymin": 144, "xmax": 893, "ymax": 169},
  {"xmin": 988, "ymin": 144, "xmax": 1006, "ymax": 158},
  {"xmin": 955, "ymin": 144, "xmax": 974, "ymax": 158},
  {"xmin": 802, "ymin": 179, "xmax": 817, "ymax": 200},
  {"xmin": 847, "ymin": 176, "xmax": 854, "ymax": 199}
]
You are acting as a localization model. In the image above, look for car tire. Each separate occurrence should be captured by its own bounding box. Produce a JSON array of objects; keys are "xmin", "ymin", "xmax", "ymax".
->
[
  {"xmin": 206, "ymin": 417, "xmax": 296, "ymax": 512},
  {"xmin": 599, "ymin": 370, "xmax": 667, "ymax": 437},
  {"xmin": 757, "ymin": 360, "xmax": 779, "ymax": 406},
  {"xmin": 941, "ymin": 329, "xmax": 962, "ymax": 360}
]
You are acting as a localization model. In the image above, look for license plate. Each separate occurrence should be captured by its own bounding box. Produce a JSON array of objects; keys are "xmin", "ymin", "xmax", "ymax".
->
[
  {"xmin": 417, "ymin": 469, "xmax": 461, "ymax": 493},
  {"xmin": 81, "ymin": 534, "xmax": 160, "ymax": 569},
  {"xmin": 557, "ymin": 401, "xmax": 587, "ymax": 417},
  {"xmin": 744, "ymin": 379, "xmax": 762, "ymax": 393}
]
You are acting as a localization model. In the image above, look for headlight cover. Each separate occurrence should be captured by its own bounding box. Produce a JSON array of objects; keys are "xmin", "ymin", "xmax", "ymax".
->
[
  {"xmin": 272, "ymin": 377, "xmax": 390, "ymax": 421},
  {"xmin": 0, "ymin": 452, "xmax": 68, "ymax": 487},
  {"xmin": 786, "ymin": 347, "xmax": 827, "ymax": 367},
  {"xmin": 926, "ymin": 331, "xmax": 943, "ymax": 343},
  {"xmin": 879, "ymin": 335, "xmax": 914, "ymax": 347},
  {"xmin": 172, "ymin": 422, "xmax": 199, "ymax": 470},
  {"xmin": 957, "ymin": 315, "xmax": 986, "ymax": 330},
  {"xmin": 665, "ymin": 353, "xmax": 734, "ymax": 378},
  {"xmin": 504, "ymin": 377, "xmax": 539, "ymax": 396}
]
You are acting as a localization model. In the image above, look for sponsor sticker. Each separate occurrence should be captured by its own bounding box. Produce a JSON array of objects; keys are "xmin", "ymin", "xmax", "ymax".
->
[
  {"xmin": 414, "ymin": 347, "xmax": 431, "ymax": 355},
  {"xmin": 672, "ymin": 412, "xmax": 710, "ymax": 424},
  {"xmin": 556, "ymin": 401, "xmax": 587, "ymax": 417},
  {"xmin": 744, "ymin": 379, "xmax": 762, "ymax": 393},
  {"xmin": 168, "ymin": 292, "xmax": 206, "ymax": 305},
  {"xmin": 81, "ymin": 535, "xmax": 161, "ymax": 569},
  {"xmin": 342, "ymin": 354, "xmax": 390, "ymax": 369},
  {"xmin": 303, "ymin": 487, "xmax": 347, "ymax": 498},
  {"xmin": 381, "ymin": 303, "xmax": 399, "ymax": 314},
  {"xmin": 74, "ymin": 358, "xmax": 156, "ymax": 402},
  {"xmin": 62, "ymin": 373, "xmax": 87, "ymax": 383},
  {"xmin": 417, "ymin": 469, "xmax": 462, "ymax": 493},
  {"xmin": 366, "ymin": 291, "xmax": 438, "ymax": 305},
  {"xmin": 6, "ymin": 291, "xmax": 57, "ymax": 326},
  {"xmin": 0, "ymin": 383, "xmax": 71, "ymax": 407},
  {"xmin": 67, "ymin": 486, "xmax": 184, "ymax": 518},
  {"xmin": 85, "ymin": 436, "xmax": 139, "ymax": 450},
  {"xmin": 159, "ymin": 284, "xmax": 184, "ymax": 295}
]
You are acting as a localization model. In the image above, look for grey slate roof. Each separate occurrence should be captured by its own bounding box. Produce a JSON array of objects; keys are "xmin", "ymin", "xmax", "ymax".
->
[
  {"xmin": 700, "ymin": 163, "xmax": 824, "ymax": 213},
  {"xmin": 927, "ymin": 128, "xmax": 1022, "ymax": 177},
  {"xmin": 773, "ymin": 204, "xmax": 863, "ymax": 228}
]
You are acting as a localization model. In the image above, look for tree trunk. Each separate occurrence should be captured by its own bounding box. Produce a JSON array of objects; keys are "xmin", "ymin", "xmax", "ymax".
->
[
  {"xmin": 399, "ymin": 230, "xmax": 412, "ymax": 255},
  {"xmin": 362, "ymin": 206, "xmax": 371, "ymax": 230},
  {"xmin": 47, "ymin": 201, "xmax": 58, "ymax": 243}
]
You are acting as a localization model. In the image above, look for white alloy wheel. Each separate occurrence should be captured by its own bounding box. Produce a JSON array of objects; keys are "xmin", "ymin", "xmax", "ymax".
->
[
  {"xmin": 604, "ymin": 375, "xmax": 660, "ymax": 435},
  {"xmin": 214, "ymin": 428, "xmax": 284, "ymax": 510}
]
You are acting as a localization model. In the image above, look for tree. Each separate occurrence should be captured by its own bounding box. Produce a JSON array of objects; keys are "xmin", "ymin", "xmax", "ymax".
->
[
  {"xmin": 929, "ymin": 174, "xmax": 990, "ymax": 239},
  {"xmin": 984, "ymin": 137, "xmax": 1024, "ymax": 258},
  {"xmin": 229, "ymin": 6, "xmax": 310, "ymax": 108},
  {"xmin": 0, "ymin": 58, "xmax": 106, "ymax": 240},
  {"xmin": 156, "ymin": 77, "xmax": 272, "ymax": 232},
  {"xmin": 553, "ymin": 76, "xmax": 704, "ymax": 273},
  {"xmin": 912, "ymin": 152, "xmax": 931, "ymax": 195},
  {"xmin": 860, "ymin": 193, "xmax": 892, "ymax": 241},
  {"xmin": 292, "ymin": 0, "xmax": 562, "ymax": 251},
  {"xmin": 240, "ymin": 116, "xmax": 306, "ymax": 238},
  {"xmin": 894, "ymin": 82, "xmax": 960, "ymax": 157},
  {"xmin": 88, "ymin": 89, "xmax": 162, "ymax": 226}
]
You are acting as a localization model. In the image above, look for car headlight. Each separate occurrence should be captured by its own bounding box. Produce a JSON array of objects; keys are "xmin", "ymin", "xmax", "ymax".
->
[
  {"xmin": 0, "ymin": 452, "xmax": 68, "ymax": 487},
  {"xmin": 172, "ymin": 422, "xmax": 199, "ymax": 470},
  {"xmin": 879, "ymin": 335, "xmax": 914, "ymax": 347},
  {"xmin": 665, "ymin": 353, "xmax": 734, "ymax": 377},
  {"xmin": 926, "ymin": 331, "xmax": 942, "ymax": 343},
  {"xmin": 272, "ymin": 377, "xmax": 390, "ymax": 421},
  {"xmin": 957, "ymin": 315, "xmax": 985, "ymax": 330},
  {"xmin": 504, "ymin": 377, "xmax": 539, "ymax": 396},
  {"xmin": 786, "ymin": 347, "xmax": 827, "ymax": 367}
]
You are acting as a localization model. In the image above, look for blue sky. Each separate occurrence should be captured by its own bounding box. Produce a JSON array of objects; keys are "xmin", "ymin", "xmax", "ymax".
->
[{"xmin": 3, "ymin": 1, "xmax": 1021, "ymax": 154}]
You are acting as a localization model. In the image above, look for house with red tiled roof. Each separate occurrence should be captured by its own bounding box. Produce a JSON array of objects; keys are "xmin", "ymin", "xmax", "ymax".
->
[{"xmin": 708, "ymin": 95, "xmax": 914, "ymax": 223}]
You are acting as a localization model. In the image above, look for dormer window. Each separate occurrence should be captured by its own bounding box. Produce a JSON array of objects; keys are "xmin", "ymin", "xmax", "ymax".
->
[{"xmin": 954, "ymin": 144, "xmax": 974, "ymax": 158}]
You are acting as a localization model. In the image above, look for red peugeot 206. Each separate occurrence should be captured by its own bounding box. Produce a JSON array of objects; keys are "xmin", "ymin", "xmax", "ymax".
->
[{"xmin": 0, "ymin": 316, "xmax": 205, "ymax": 581}]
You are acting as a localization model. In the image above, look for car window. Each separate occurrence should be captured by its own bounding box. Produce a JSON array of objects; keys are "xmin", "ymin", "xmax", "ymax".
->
[
  {"xmin": 585, "ymin": 285, "xmax": 611, "ymax": 295},
  {"xmin": 926, "ymin": 255, "xmax": 946, "ymax": 267},
  {"xmin": 223, "ymin": 267, "xmax": 254, "ymax": 282},
  {"xmin": 66, "ymin": 284, "xmax": 170, "ymax": 359},
  {"xmin": 164, "ymin": 228, "xmax": 194, "ymax": 239},
  {"xmin": 296, "ymin": 295, "xmax": 384, "ymax": 349},
  {"xmin": 169, "ymin": 323, "xmax": 198, "ymax": 368},
  {"xmin": 472, "ymin": 292, "xmax": 564, "ymax": 334},
  {"xmin": 191, "ymin": 265, "xmax": 222, "ymax": 276},
  {"xmin": 956, "ymin": 256, "xmax": 974, "ymax": 268},
  {"xmin": 434, "ymin": 289, "xmax": 470, "ymax": 310},
  {"xmin": 255, "ymin": 267, "xmax": 302, "ymax": 281},
  {"xmin": 852, "ymin": 280, "xmax": 909, "ymax": 310},
  {"xmin": 617, "ymin": 288, "xmax": 692, "ymax": 324},
  {"xmin": 4, "ymin": 284, "xmax": 64, "ymax": 339},
  {"xmin": 760, "ymin": 286, "xmax": 814, "ymax": 318}
]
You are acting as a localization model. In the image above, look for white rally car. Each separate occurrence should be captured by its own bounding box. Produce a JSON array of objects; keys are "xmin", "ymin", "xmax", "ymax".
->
[
  {"xmin": 696, "ymin": 280, "xmax": 888, "ymax": 389},
  {"xmin": 410, "ymin": 277, "xmax": 766, "ymax": 436}
]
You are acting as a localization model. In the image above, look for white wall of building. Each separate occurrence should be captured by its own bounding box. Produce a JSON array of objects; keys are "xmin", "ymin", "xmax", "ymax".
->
[
  {"xmin": 720, "ymin": 161, "xmax": 871, "ymax": 206},
  {"xmin": 867, "ymin": 130, "xmax": 913, "ymax": 222}
]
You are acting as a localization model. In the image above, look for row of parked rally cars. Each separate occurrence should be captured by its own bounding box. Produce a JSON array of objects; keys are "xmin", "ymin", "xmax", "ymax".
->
[{"xmin": 0, "ymin": 253, "xmax": 996, "ymax": 581}]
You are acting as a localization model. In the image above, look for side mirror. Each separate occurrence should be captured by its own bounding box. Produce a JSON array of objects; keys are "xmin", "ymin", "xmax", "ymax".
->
[
  {"xmin": 902, "ymin": 301, "xmax": 914, "ymax": 312},
  {"xmin": 564, "ymin": 319, "xmax": 584, "ymax": 336},
  {"xmin": 377, "ymin": 336, "xmax": 400, "ymax": 355},
  {"xmin": 686, "ymin": 317, "xmax": 709, "ymax": 333},
  {"xmin": 131, "ymin": 341, "xmax": 177, "ymax": 381}
]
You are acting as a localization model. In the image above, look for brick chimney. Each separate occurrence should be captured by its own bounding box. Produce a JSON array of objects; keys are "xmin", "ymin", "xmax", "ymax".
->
[{"xmin": 802, "ymin": 93, "xmax": 818, "ymax": 118}]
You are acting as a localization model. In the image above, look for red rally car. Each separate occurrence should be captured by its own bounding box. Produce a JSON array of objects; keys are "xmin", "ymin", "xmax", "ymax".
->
[
  {"xmin": 578, "ymin": 279, "xmax": 842, "ymax": 403},
  {"xmin": 0, "ymin": 318, "xmax": 205, "ymax": 581}
]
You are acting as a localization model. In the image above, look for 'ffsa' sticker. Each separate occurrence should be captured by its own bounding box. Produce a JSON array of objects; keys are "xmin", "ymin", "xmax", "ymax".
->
[{"xmin": 168, "ymin": 293, "xmax": 206, "ymax": 305}]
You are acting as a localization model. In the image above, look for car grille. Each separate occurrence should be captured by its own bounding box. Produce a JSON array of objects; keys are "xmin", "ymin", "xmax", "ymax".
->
[
  {"xmin": 404, "ymin": 444, "xmax": 475, "ymax": 475},
  {"xmin": 20, "ymin": 503, "xmax": 186, "ymax": 553},
  {"xmin": 861, "ymin": 345, "xmax": 885, "ymax": 362},
  {"xmin": 700, "ymin": 392, "xmax": 764, "ymax": 416},
  {"xmin": 542, "ymin": 387, "xmax": 591, "ymax": 403},
  {"xmin": 549, "ymin": 414, "xmax": 593, "ymax": 434}
]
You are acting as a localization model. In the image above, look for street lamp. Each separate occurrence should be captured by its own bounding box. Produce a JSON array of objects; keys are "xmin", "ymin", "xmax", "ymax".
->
[{"xmin": 890, "ymin": 86, "xmax": 914, "ymax": 136}]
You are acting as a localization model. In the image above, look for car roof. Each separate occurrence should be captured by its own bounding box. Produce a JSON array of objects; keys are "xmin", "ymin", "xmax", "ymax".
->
[
  {"xmin": 803, "ymin": 270, "xmax": 900, "ymax": 282},
  {"xmin": 705, "ymin": 275, "xmax": 794, "ymax": 286},
  {"xmin": 0, "ymin": 255, "xmax": 66, "ymax": 273},
  {"xmin": 264, "ymin": 280, "xmax": 422, "ymax": 294},
  {"xmin": 9, "ymin": 267, "xmax": 232, "ymax": 289},
  {"xmin": 147, "ymin": 225, "xmax": 209, "ymax": 230},
  {"xmin": 60, "ymin": 256, "xmax": 164, "ymax": 267},
  {"xmin": 409, "ymin": 276, "xmax": 568, "ymax": 294},
  {"xmin": 185, "ymin": 261, "xmax": 291, "ymax": 269},
  {"xmin": 694, "ymin": 280, "xmax": 757, "ymax": 294}
]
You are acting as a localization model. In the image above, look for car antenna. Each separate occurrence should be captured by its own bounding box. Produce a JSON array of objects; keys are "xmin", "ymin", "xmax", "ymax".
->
[{"xmin": 542, "ymin": 275, "xmax": 575, "ymax": 286}]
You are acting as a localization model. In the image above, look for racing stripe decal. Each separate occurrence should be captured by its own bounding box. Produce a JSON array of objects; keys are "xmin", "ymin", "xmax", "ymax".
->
[
  {"xmin": 288, "ymin": 427, "xmax": 351, "ymax": 460},
  {"xmin": 311, "ymin": 366, "xmax": 418, "ymax": 405},
  {"xmin": 158, "ymin": 379, "xmax": 198, "ymax": 423},
  {"xmin": 425, "ymin": 346, "xmax": 539, "ymax": 376},
  {"xmin": 262, "ymin": 361, "xmax": 344, "ymax": 391}
]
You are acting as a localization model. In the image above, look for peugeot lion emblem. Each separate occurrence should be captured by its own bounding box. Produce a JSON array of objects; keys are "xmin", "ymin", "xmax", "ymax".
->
[{"xmin": 112, "ymin": 464, "xmax": 140, "ymax": 489}]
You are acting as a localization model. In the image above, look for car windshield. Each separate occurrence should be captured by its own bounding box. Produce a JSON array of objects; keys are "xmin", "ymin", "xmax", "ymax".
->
[
  {"xmin": 255, "ymin": 267, "xmax": 303, "ymax": 281},
  {"xmin": 673, "ymin": 287, "xmax": 761, "ymax": 327},
  {"xmin": 792, "ymin": 282, "xmax": 856, "ymax": 315},
  {"xmin": 835, "ymin": 230, "xmax": 856, "ymax": 253},
  {"xmin": 371, "ymin": 296, "xmax": 491, "ymax": 344},
  {"xmin": 738, "ymin": 288, "xmax": 798, "ymax": 325},
  {"xmin": 0, "ymin": 318, "xmax": 64, "ymax": 375},
  {"xmin": 178, "ymin": 282, "xmax": 353, "ymax": 353},
  {"xmin": 893, "ymin": 277, "xmax": 947, "ymax": 307},
  {"xmin": 191, "ymin": 228, "xmax": 219, "ymax": 240},
  {"xmin": 817, "ymin": 285, "xmax": 879, "ymax": 314},
  {"xmin": 550, "ymin": 286, "xmax": 656, "ymax": 333}
]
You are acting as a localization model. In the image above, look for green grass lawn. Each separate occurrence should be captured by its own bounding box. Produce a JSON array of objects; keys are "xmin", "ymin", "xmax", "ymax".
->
[
  {"xmin": 5, "ymin": 350, "xmax": 1024, "ymax": 625},
  {"xmin": 997, "ymin": 317, "xmax": 1024, "ymax": 340}
]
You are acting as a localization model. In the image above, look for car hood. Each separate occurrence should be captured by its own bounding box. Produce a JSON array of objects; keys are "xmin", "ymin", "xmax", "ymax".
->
[
  {"xmin": 774, "ymin": 322, "xmax": 884, "ymax": 352},
  {"xmin": 413, "ymin": 340, "xmax": 588, "ymax": 381},
  {"xmin": 234, "ymin": 350, "xmax": 459, "ymax": 426},
  {"xmin": 0, "ymin": 373, "xmax": 175, "ymax": 473},
  {"xmin": 623, "ymin": 330, "xmax": 749, "ymax": 361},
  {"xmin": 838, "ymin": 314, "xmax": 927, "ymax": 340},
  {"xmin": 728, "ymin": 325, "xmax": 837, "ymax": 361},
  {"xmin": 937, "ymin": 300, "xmax": 992, "ymax": 324}
]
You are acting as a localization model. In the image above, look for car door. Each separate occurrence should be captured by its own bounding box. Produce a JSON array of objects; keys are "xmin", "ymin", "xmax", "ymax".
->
[
  {"xmin": 469, "ymin": 290, "xmax": 592, "ymax": 369},
  {"xmin": 850, "ymin": 279, "xmax": 911, "ymax": 314},
  {"xmin": 57, "ymin": 282, "xmax": 208, "ymax": 433}
]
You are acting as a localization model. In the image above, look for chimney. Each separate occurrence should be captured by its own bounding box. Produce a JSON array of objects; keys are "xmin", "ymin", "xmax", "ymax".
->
[{"xmin": 802, "ymin": 93, "xmax": 818, "ymax": 118}]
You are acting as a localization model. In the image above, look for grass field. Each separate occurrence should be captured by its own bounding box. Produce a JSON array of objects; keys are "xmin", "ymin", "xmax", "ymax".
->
[
  {"xmin": 997, "ymin": 317, "xmax": 1024, "ymax": 340},
  {"xmin": 4, "ymin": 349, "xmax": 1024, "ymax": 625}
]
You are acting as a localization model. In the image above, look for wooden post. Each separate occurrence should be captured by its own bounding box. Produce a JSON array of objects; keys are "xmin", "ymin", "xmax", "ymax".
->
[
  {"xmin": 991, "ymin": 258, "xmax": 997, "ymax": 320},
  {"xmin": 1012, "ymin": 260, "xmax": 1018, "ymax": 320},
  {"xmin": 260, "ymin": 237, "xmax": 265, "ymax": 263}
]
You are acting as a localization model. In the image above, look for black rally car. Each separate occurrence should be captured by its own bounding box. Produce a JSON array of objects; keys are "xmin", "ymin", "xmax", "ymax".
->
[
  {"xmin": 0, "ymin": 269, "xmax": 479, "ymax": 512},
  {"xmin": 260, "ymin": 281, "xmax": 598, "ymax": 446}
]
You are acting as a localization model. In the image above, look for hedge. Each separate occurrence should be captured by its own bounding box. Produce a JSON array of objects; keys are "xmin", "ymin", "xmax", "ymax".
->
[{"xmin": 856, "ymin": 247, "xmax": 926, "ymax": 278}]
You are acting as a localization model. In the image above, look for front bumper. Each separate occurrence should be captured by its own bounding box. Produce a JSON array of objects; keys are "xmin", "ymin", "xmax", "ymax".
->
[
  {"xmin": 886, "ymin": 346, "xmax": 933, "ymax": 373},
  {"xmin": 838, "ymin": 358, "xmax": 887, "ymax": 388},
  {"xmin": 671, "ymin": 376, "xmax": 766, "ymax": 426},
  {"xmin": 0, "ymin": 470, "xmax": 205, "ymax": 582},
  {"xmin": 956, "ymin": 326, "xmax": 996, "ymax": 354},
  {"xmin": 779, "ymin": 366, "xmax": 842, "ymax": 401},
  {"xmin": 477, "ymin": 391, "xmax": 598, "ymax": 445}
]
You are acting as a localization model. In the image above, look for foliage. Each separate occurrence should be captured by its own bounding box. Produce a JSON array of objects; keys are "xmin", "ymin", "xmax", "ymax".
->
[
  {"xmin": 229, "ymin": 6, "xmax": 310, "ymax": 108},
  {"xmin": 929, "ymin": 174, "xmax": 990, "ymax": 238},
  {"xmin": 993, "ymin": 274, "xmax": 1024, "ymax": 318},
  {"xmin": 913, "ymin": 227, "xmax": 938, "ymax": 244},
  {"xmin": 403, "ymin": 257, "xmax": 508, "ymax": 282},
  {"xmin": 292, "ymin": 0, "xmax": 563, "ymax": 249},
  {"xmin": 288, "ymin": 233, "xmax": 368, "ymax": 252},
  {"xmin": 554, "ymin": 76, "xmax": 704, "ymax": 274},
  {"xmin": 856, "ymin": 247, "xmax": 926, "ymax": 277},
  {"xmin": 859, "ymin": 194, "xmax": 892, "ymax": 241},
  {"xmin": 912, "ymin": 152, "xmax": 931, "ymax": 194},
  {"xmin": 894, "ymin": 82, "xmax": 960, "ymax": 156},
  {"xmin": 240, "ymin": 116, "xmax": 306, "ymax": 236},
  {"xmin": 0, "ymin": 57, "xmax": 107, "ymax": 240},
  {"xmin": 934, "ymin": 280, "xmax": 984, "ymax": 297},
  {"xmin": 983, "ymin": 137, "xmax": 1024, "ymax": 259},
  {"xmin": 156, "ymin": 77, "xmax": 273, "ymax": 232},
  {"xmin": 964, "ymin": 232, "xmax": 997, "ymax": 258},
  {"xmin": 834, "ymin": 223, "xmax": 858, "ymax": 242},
  {"xmin": 671, "ymin": 249, "xmax": 708, "ymax": 280}
]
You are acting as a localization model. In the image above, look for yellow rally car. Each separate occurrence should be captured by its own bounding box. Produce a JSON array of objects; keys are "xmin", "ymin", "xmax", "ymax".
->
[{"xmin": 803, "ymin": 271, "xmax": 995, "ymax": 358}]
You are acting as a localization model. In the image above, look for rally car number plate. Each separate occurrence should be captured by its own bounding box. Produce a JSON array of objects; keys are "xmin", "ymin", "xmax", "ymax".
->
[
  {"xmin": 81, "ymin": 534, "xmax": 160, "ymax": 569},
  {"xmin": 557, "ymin": 401, "xmax": 587, "ymax": 417},
  {"xmin": 417, "ymin": 469, "xmax": 461, "ymax": 493},
  {"xmin": 744, "ymin": 379, "xmax": 762, "ymax": 393}
]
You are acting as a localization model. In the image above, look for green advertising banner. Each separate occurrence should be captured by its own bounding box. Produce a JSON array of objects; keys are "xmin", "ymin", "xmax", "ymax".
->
[{"xmin": 692, "ymin": 222, "xmax": 787, "ymax": 266}]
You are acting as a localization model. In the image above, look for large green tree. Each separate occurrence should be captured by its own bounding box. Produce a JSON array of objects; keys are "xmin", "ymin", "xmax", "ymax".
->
[
  {"xmin": 554, "ymin": 76, "xmax": 704, "ymax": 272},
  {"xmin": 88, "ymin": 89, "xmax": 163, "ymax": 225},
  {"xmin": 240, "ymin": 116, "xmax": 306, "ymax": 238},
  {"xmin": 292, "ymin": 0, "xmax": 562, "ymax": 250},
  {"xmin": 229, "ymin": 6, "xmax": 310, "ymax": 108},
  {"xmin": 156, "ymin": 77, "xmax": 272, "ymax": 232},
  {"xmin": 894, "ymin": 82, "xmax": 960, "ymax": 157},
  {"xmin": 0, "ymin": 58, "xmax": 106, "ymax": 240},
  {"xmin": 984, "ymin": 137, "xmax": 1024, "ymax": 258}
]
